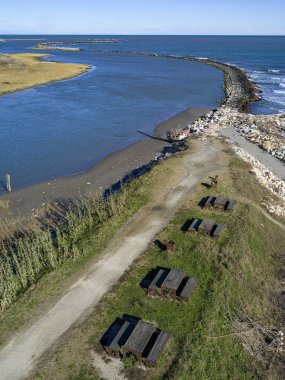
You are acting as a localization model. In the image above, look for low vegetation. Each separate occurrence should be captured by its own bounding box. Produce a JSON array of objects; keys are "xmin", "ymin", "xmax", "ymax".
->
[
  {"xmin": 0, "ymin": 53, "xmax": 90, "ymax": 95},
  {"xmin": 0, "ymin": 192, "xmax": 130, "ymax": 311},
  {"xmin": 0, "ymin": 154, "xmax": 182, "ymax": 346},
  {"xmin": 30, "ymin": 150, "xmax": 285, "ymax": 379}
]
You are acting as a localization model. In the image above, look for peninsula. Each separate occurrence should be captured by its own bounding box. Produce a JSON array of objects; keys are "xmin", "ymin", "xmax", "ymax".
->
[
  {"xmin": 0, "ymin": 53, "xmax": 90, "ymax": 95},
  {"xmin": 0, "ymin": 48, "xmax": 284, "ymax": 380}
]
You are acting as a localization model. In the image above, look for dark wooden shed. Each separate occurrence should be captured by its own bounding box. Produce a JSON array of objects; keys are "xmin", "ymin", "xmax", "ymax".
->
[
  {"xmin": 187, "ymin": 218, "xmax": 201, "ymax": 234},
  {"xmin": 178, "ymin": 277, "xmax": 198, "ymax": 302},
  {"xmin": 148, "ymin": 268, "xmax": 169, "ymax": 296},
  {"xmin": 101, "ymin": 316, "xmax": 169, "ymax": 367},
  {"xmin": 122, "ymin": 320, "xmax": 155, "ymax": 364},
  {"xmin": 226, "ymin": 199, "xmax": 237, "ymax": 211},
  {"xmin": 198, "ymin": 218, "xmax": 215, "ymax": 235},
  {"xmin": 212, "ymin": 224, "xmax": 225, "ymax": 238},
  {"xmin": 101, "ymin": 317, "xmax": 137, "ymax": 357},
  {"xmin": 145, "ymin": 331, "xmax": 169, "ymax": 367},
  {"xmin": 204, "ymin": 196, "xmax": 215, "ymax": 209},
  {"xmin": 213, "ymin": 196, "xmax": 228, "ymax": 210},
  {"xmin": 160, "ymin": 268, "xmax": 186, "ymax": 298}
]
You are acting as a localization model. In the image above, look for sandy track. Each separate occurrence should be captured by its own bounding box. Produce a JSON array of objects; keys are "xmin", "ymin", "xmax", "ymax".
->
[{"xmin": 0, "ymin": 140, "xmax": 221, "ymax": 380}]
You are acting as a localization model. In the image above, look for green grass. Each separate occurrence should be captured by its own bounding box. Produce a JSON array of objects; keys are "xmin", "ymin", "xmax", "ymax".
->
[
  {"xmin": 0, "ymin": 155, "xmax": 183, "ymax": 347},
  {"xmin": 31, "ymin": 153, "xmax": 284, "ymax": 380}
]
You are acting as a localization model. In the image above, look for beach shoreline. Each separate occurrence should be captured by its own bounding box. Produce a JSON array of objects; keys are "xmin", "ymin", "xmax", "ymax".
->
[
  {"xmin": 1, "ymin": 49, "xmax": 284, "ymax": 221},
  {"xmin": 0, "ymin": 107, "xmax": 209, "ymax": 218}
]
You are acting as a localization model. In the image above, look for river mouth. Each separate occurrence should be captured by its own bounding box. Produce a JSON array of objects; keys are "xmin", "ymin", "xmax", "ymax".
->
[{"xmin": 0, "ymin": 48, "xmax": 223, "ymax": 193}]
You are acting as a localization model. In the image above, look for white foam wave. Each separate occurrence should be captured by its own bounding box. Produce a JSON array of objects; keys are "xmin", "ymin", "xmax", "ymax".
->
[
  {"xmin": 268, "ymin": 69, "xmax": 281, "ymax": 73},
  {"xmin": 274, "ymin": 90, "xmax": 285, "ymax": 95},
  {"xmin": 280, "ymin": 83, "xmax": 285, "ymax": 88}
]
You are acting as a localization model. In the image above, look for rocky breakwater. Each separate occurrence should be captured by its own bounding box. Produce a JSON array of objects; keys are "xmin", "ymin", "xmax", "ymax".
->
[
  {"xmin": 187, "ymin": 108, "xmax": 285, "ymax": 162},
  {"xmin": 176, "ymin": 107, "xmax": 285, "ymax": 213},
  {"xmin": 165, "ymin": 58, "xmax": 285, "ymax": 210},
  {"xmin": 235, "ymin": 114, "xmax": 285, "ymax": 162}
]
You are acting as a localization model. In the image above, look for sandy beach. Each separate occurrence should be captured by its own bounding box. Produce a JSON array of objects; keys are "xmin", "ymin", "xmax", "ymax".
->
[{"xmin": 0, "ymin": 107, "xmax": 209, "ymax": 219}]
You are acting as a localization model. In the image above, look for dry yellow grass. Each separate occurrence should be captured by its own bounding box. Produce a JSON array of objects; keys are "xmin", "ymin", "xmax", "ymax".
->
[{"xmin": 0, "ymin": 53, "xmax": 90, "ymax": 95}]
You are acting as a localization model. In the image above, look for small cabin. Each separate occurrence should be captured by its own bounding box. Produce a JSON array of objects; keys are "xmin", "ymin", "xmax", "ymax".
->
[
  {"xmin": 198, "ymin": 218, "xmax": 215, "ymax": 235},
  {"xmin": 202, "ymin": 196, "xmax": 237, "ymax": 212},
  {"xmin": 185, "ymin": 218, "xmax": 226, "ymax": 238},
  {"xmin": 101, "ymin": 315, "xmax": 169, "ymax": 367},
  {"xmin": 213, "ymin": 196, "xmax": 228, "ymax": 210},
  {"xmin": 212, "ymin": 224, "xmax": 225, "ymax": 238},
  {"xmin": 143, "ymin": 267, "xmax": 197, "ymax": 302}
]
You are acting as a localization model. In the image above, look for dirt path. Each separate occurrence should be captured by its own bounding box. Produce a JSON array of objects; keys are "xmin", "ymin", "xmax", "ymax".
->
[{"xmin": 0, "ymin": 140, "xmax": 222, "ymax": 380}]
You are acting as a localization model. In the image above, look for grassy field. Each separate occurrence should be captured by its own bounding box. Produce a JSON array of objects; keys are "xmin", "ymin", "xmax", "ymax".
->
[
  {"xmin": 0, "ymin": 152, "xmax": 186, "ymax": 347},
  {"xmin": 29, "ymin": 145, "xmax": 285, "ymax": 379},
  {"xmin": 0, "ymin": 53, "xmax": 90, "ymax": 95}
]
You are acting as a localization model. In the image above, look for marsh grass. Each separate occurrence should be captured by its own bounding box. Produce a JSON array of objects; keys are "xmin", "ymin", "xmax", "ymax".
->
[
  {"xmin": 0, "ymin": 185, "xmax": 146, "ymax": 312},
  {"xmin": 0, "ymin": 53, "xmax": 90, "ymax": 95}
]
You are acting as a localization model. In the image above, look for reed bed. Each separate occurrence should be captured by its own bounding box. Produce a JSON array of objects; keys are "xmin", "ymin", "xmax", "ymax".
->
[{"xmin": 0, "ymin": 190, "xmax": 129, "ymax": 312}]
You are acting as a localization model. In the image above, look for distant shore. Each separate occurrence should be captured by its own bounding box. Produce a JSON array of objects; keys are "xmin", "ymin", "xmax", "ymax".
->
[{"xmin": 0, "ymin": 52, "xmax": 91, "ymax": 96}]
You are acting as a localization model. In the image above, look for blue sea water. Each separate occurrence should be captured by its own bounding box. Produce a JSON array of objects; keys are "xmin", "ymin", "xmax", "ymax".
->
[{"xmin": 0, "ymin": 35, "xmax": 284, "ymax": 191}]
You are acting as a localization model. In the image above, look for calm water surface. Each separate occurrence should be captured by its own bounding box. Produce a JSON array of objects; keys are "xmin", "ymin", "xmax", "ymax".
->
[{"xmin": 0, "ymin": 35, "xmax": 284, "ymax": 191}]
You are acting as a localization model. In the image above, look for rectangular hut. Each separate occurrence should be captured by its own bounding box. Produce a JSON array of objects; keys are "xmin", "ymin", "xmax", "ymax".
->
[
  {"xmin": 145, "ymin": 331, "xmax": 169, "ymax": 367},
  {"xmin": 102, "ymin": 317, "xmax": 169, "ymax": 367},
  {"xmin": 148, "ymin": 268, "xmax": 169, "ymax": 296},
  {"xmin": 105, "ymin": 320, "xmax": 131, "ymax": 357},
  {"xmin": 101, "ymin": 317, "xmax": 136, "ymax": 357},
  {"xmin": 178, "ymin": 277, "xmax": 198, "ymax": 302},
  {"xmin": 226, "ymin": 199, "xmax": 237, "ymax": 212},
  {"xmin": 122, "ymin": 320, "xmax": 155, "ymax": 363},
  {"xmin": 198, "ymin": 218, "xmax": 215, "ymax": 235},
  {"xmin": 213, "ymin": 196, "xmax": 228, "ymax": 210},
  {"xmin": 203, "ymin": 196, "xmax": 215, "ymax": 209},
  {"xmin": 212, "ymin": 224, "xmax": 225, "ymax": 238},
  {"xmin": 186, "ymin": 218, "xmax": 201, "ymax": 234},
  {"xmin": 160, "ymin": 268, "xmax": 186, "ymax": 298}
]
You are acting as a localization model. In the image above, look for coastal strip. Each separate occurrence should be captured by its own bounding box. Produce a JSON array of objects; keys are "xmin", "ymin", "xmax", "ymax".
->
[
  {"xmin": 0, "ymin": 108, "xmax": 209, "ymax": 219},
  {"xmin": 94, "ymin": 51, "xmax": 284, "ymax": 164},
  {"xmin": 1, "ymin": 49, "xmax": 284, "ymax": 220},
  {"xmin": 0, "ymin": 49, "xmax": 284, "ymax": 380}
]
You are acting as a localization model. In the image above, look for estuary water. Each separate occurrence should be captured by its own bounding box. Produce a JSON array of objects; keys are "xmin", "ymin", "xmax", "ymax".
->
[{"xmin": 0, "ymin": 35, "xmax": 284, "ymax": 191}]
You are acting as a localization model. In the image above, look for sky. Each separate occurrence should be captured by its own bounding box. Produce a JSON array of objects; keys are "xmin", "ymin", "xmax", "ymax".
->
[{"xmin": 0, "ymin": 0, "xmax": 284, "ymax": 35}]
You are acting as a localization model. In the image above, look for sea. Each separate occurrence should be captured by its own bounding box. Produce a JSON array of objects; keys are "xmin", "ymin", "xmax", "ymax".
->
[{"xmin": 0, "ymin": 35, "xmax": 284, "ymax": 191}]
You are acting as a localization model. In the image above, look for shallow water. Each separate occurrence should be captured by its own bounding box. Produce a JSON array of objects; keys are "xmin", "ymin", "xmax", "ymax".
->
[
  {"xmin": 0, "ymin": 39, "xmax": 224, "ymax": 191},
  {"xmin": 1, "ymin": 35, "xmax": 284, "ymax": 191}
]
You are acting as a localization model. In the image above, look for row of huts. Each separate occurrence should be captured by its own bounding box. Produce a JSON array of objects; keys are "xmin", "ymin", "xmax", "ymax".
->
[{"xmin": 100, "ymin": 194, "xmax": 237, "ymax": 367}]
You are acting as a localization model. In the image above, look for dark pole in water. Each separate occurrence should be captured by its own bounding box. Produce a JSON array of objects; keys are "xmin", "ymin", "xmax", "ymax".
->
[{"xmin": 6, "ymin": 174, "xmax": 11, "ymax": 193}]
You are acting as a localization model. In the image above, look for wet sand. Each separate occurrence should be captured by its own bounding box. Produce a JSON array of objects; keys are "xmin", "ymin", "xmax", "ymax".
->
[{"xmin": 0, "ymin": 107, "xmax": 209, "ymax": 219}]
